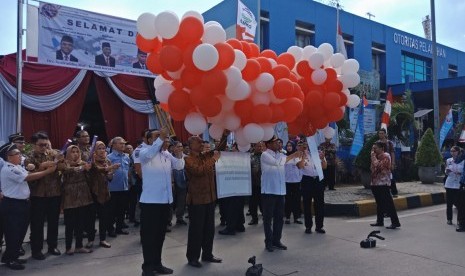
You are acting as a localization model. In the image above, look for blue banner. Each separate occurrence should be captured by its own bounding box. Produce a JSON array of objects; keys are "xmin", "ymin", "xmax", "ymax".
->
[
  {"xmin": 350, "ymin": 100, "xmax": 365, "ymax": 156},
  {"xmin": 439, "ymin": 109, "xmax": 453, "ymax": 149}
]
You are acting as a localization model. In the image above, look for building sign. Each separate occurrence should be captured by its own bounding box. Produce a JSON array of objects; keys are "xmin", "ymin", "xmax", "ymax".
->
[
  {"xmin": 393, "ymin": 32, "xmax": 447, "ymax": 58},
  {"xmin": 353, "ymin": 70, "xmax": 380, "ymax": 101},
  {"xmin": 37, "ymin": 2, "xmax": 153, "ymax": 77},
  {"xmin": 350, "ymin": 105, "xmax": 377, "ymax": 134}
]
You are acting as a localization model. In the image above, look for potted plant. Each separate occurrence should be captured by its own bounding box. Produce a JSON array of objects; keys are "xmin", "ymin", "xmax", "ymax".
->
[
  {"xmin": 415, "ymin": 128, "xmax": 443, "ymax": 184},
  {"xmin": 354, "ymin": 134, "xmax": 379, "ymax": 188}
]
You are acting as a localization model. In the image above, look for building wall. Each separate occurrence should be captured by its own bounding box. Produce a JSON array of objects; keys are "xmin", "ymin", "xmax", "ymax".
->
[{"xmin": 203, "ymin": 0, "xmax": 465, "ymax": 88}]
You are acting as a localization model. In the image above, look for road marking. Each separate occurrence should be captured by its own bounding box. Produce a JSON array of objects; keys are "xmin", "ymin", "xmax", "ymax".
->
[{"xmin": 346, "ymin": 206, "xmax": 446, "ymax": 223}]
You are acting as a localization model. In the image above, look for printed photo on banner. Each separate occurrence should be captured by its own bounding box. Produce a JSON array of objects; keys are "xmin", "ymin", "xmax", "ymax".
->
[
  {"xmin": 216, "ymin": 151, "xmax": 252, "ymax": 199},
  {"xmin": 36, "ymin": 2, "xmax": 152, "ymax": 77}
]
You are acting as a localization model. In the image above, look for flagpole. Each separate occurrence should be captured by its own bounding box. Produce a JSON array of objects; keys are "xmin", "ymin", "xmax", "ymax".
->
[
  {"xmin": 256, "ymin": 0, "xmax": 261, "ymax": 49},
  {"xmin": 16, "ymin": 0, "xmax": 24, "ymax": 133},
  {"xmin": 336, "ymin": 2, "xmax": 339, "ymax": 51},
  {"xmin": 430, "ymin": 0, "xmax": 440, "ymax": 147}
]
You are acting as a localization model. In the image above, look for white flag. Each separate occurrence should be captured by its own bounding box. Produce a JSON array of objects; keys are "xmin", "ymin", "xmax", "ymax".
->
[{"xmin": 236, "ymin": 0, "xmax": 257, "ymax": 42}]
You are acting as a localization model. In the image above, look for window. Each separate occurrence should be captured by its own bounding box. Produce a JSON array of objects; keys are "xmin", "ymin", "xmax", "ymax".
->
[
  {"xmin": 342, "ymin": 34, "xmax": 354, "ymax": 58},
  {"xmin": 448, "ymin": 64, "xmax": 458, "ymax": 78},
  {"xmin": 260, "ymin": 11, "xmax": 269, "ymax": 51},
  {"xmin": 295, "ymin": 21, "xmax": 315, "ymax": 48},
  {"xmin": 401, "ymin": 52, "xmax": 431, "ymax": 83},
  {"xmin": 372, "ymin": 42, "xmax": 386, "ymax": 90}
]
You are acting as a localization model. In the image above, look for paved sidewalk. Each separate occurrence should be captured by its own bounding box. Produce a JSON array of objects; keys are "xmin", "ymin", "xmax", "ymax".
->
[{"xmin": 325, "ymin": 181, "xmax": 447, "ymax": 217}]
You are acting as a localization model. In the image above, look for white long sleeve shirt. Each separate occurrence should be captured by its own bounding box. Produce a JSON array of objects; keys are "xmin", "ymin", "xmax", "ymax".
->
[
  {"xmin": 139, "ymin": 138, "xmax": 185, "ymax": 204},
  {"xmin": 284, "ymin": 158, "xmax": 303, "ymax": 183},
  {"xmin": 261, "ymin": 149, "xmax": 287, "ymax": 195},
  {"xmin": 445, "ymin": 157, "xmax": 464, "ymax": 189}
]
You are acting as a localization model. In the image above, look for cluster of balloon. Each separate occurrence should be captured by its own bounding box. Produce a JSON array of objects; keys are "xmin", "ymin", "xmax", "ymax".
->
[
  {"xmin": 136, "ymin": 11, "xmax": 307, "ymax": 151},
  {"xmin": 285, "ymin": 44, "xmax": 361, "ymax": 137}
]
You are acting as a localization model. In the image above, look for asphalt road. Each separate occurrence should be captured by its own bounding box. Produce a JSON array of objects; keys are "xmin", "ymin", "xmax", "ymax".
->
[{"xmin": 1, "ymin": 204, "xmax": 464, "ymax": 276}]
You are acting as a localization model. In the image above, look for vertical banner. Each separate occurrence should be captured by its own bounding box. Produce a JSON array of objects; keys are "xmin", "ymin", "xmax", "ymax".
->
[
  {"xmin": 439, "ymin": 108, "xmax": 453, "ymax": 148},
  {"xmin": 307, "ymin": 135, "xmax": 324, "ymax": 181},
  {"xmin": 236, "ymin": 0, "xmax": 257, "ymax": 42},
  {"xmin": 37, "ymin": 2, "xmax": 152, "ymax": 77},
  {"xmin": 350, "ymin": 99, "xmax": 365, "ymax": 156},
  {"xmin": 216, "ymin": 152, "xmax": 252, "ymax": 198}
]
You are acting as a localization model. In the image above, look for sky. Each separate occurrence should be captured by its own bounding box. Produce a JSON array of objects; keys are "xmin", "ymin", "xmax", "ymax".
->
[{"xmin": 1, "ymin": 0, "xmax": 464, "ymax": 55}]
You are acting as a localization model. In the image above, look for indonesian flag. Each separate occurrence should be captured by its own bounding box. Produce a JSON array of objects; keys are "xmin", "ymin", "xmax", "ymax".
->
[
  {"xmin": 336, "ymin": 25, "xmax": 347, "ymax": 58},
  {"xmin": 380, "ymin": 88, "xmax": 393, "ymax": 131},
  {"xmin": 236, "ymin": 0, "xmax": 257, "ymax": 42}
]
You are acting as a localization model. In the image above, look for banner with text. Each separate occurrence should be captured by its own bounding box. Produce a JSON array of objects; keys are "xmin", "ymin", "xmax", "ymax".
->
[
  {"xmin": 236, "ymin": 0, "xmax": 257, "ymax": 42},
  {"xmin": 216, "ymin": 151, "xmax": 252, "ymax": 199},
  {"xmin": 37, "ymin": 2, "xmax": 153, "ymax": 77}
]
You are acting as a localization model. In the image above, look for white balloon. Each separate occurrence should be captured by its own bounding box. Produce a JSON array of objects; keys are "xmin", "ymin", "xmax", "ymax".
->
[
  {"xmin": 317, "ymin": 43, "xmax": 334, "ymax": 61},
  {"xmin": 155, "ymin": 11, "xmax": 180, "ymax": 39},
  {"xmin": 252, "ymin": 91, "xmax": 271, "ymax": 105},
  {"xmin": 166, "ymin": 66, "xmax": 184, "ymax": 80},
  {"xmin": 342, "ymin": 59, "xmax": 360, "ymax": 74},
  {"xmin": 204, "ymin": 21, "xmax": 222, "ymax": 28},
  {"xmin": 339, "ymin": 73, "xmax": 360, "ymax": 89},
  {"xmin": 182, "ymin": 11, "xmax": 204, "ymax": 24},
  {"xmin": 287, "ymin": 46, "xmax": 303, "ymax": 62},
  {"xmin": 311, "ymin": 69, "xmax": 327, "ymax": 85},
  {"xmin": 308, "ymin": 52, "xmax": 325, "ymax": 69},
  {"xmin": 202, "ymin": 24, "xmax": 226, "ymax": 45},
  {"xmin": 233, "ymin": 49, "xmax": 247, "ymax": 70},
  {"xmin": 234, "ymin": 128, "xmax": 247, "ymax": 146},
  {"xmin": 155, "ymin": 83, "xmax": 174, "ymax": 103},
  {"xmin": 225, "ymin": 80, "xmax": 251, "ymax": 101},
  {"xmin": 224, "ymin": 66, "xmax": 242, "ymax": 89},
  {"xmin": 243, "ymin": 123, "xmax": 264, "ymax": 143},
  {"xmin": 268, "ymin": 58, "xmax": 277, "ymax": 68},
  {"xmin": 136, "ymin": 13, "xmax": 158, "ymax": 39},
  {"xmin": 342, "ymin": 89, "xmax": 351, "ymax": 96},
  {"xmin": 218, "ymin": 95, "xmax": 235, "ymax": 112},
  {"xmin": 238, "ymin": 144, "xmax": 251, "ymax": 152},
  {"xmin": 193, "ymin": 44, "xmax": 219, "ymax": 71},
  {"xmin": 261, "ymin": 124, "xmax": 275, "ymax": 141},
  {"xmin": 153, "ymin": 75, "xmax": 169, "ymax": 90},
  {"xmin": 323, "ymin": 127, "xmax": 336, "ymax": 139},
  {"xmin": 302, "ymin": 45, "xmax": 317, "ymax": 60},
  {"xmin": 254, "ymin": 73, "xmax": 275, "ymax": 92},
  {"xmin": 184, "ymin": 112, "xmax": 207, "ymax": 135},
  {"xmin": 330, "ymin": 53, "xmax": 346, "ymax": 68},
  {"xmin": 347, "ymin": 94, "xmax": 361, "ymax": 108},
  {"xmin": 208, "ymin": 112, "xmax": 225, "ymax": 125},
  {"xmin": 209, "ymin": 124, "xmax": 224, "ymax": 140},
  {"xmin": 224, "ymin": 113, "xmax": 241, "ymax": 131}
]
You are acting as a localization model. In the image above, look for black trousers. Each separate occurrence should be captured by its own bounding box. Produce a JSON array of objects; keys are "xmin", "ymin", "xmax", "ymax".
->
[
  {"xmin": 218, "ymin": 198, "xmax": 226, "ymax": 224},
  {"xmin": 301, "ymin": 176, "xmax": 325, "ymax": 230},
  {"xmin": 64, "ymin": 205, "xmax": 92, "ymax": 250},
  {"xmin": 128, "ymin": 184, "xmax": 142, "ymax": 222},
  {"xmin": 174, "ymin": 187, "xmax": 187, "ymax": 220},
  {"xmin": 446, "ymin": 188, "xmax": 460, "ymax": 221},
  {"xmin": 261, "ymin": 194, "xmax": 284, "ymax": 247},
  {"xmin": 249, "ymin": 184, "xmax": 262, "ymax": 221},
  {"xmin": 29, "ymin": 196, "xmax": 61, "ymax": 253},
  {"xmin": 88, "ymin": 201, "xmax": 111, "ymax": 242},
  {"xmin": 222, "ymin": 196, "xmax": 245, "ymax": 232},
  {"xmin": 391, "ymin": 170, "xmax": 398, "ymax": 195},
  {"xmin": 285, "ymin": 182, "xmax": 301, "ymax": 220},
  {"xmin": 0, "ymin": 197, "xmax": 29, "ymax": 263},
  {"xmin": 323, "ymin": 165, "xmax": 336, "ymax": 189},
  {"xmin": 108, "ymin": 191, "xmax": 129, "ymax": 232},
  {"xmin": 140, "ymin": 203, "xmax": 170, "ymax": 272},
  {"xmin": 186, "ymin": 202, "xmax": 216, "ymax": 261},
  {"xmin": 0, "ymin": 201, "xmax": 4, "ymax": 246},
  {"xmin": 371, "ymin": 185, "xmax": 400, "ymax": 225},
  {"xmin": 457, "ymin": 189, "xmax": 465, "ymax": 226}
]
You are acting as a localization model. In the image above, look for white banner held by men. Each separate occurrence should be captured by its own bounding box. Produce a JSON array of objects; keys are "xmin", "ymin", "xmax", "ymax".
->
[
  {"xmin": 306, "ymin": 135, "xmax": 324, "ymax": 181},
  {"xmin": 236, "ymin": 0, "xmax": 257, "ymax": 42},
  {"xmin": 36, "ymin": 2, "xmax": 152, "ymax": 77},
  {"xmin": 216, "ymin": 151, "xmax": 252, "ymax": 198}
]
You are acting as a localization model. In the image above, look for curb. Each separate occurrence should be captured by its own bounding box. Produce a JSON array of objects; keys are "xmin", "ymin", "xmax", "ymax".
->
[{"xmin": 325, "ymin": 191, "xmax": 446, "ymax": 217}]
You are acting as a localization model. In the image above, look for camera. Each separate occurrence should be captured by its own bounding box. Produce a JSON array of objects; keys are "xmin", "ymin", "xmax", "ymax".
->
[{"xmin": 360, "ymin": 230, "xmax": 385, "ymax": 249}]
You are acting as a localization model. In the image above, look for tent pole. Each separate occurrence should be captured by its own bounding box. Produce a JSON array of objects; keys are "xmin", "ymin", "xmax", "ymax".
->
[{"xmin": 16, "ymin": 0, "xmax": 24, "ymax": 132}]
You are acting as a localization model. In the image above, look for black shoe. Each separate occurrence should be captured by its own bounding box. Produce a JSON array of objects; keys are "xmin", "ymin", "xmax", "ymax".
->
[
  {"xmin": 133, "ymin": 220, "xmax": 140, "ymax": 227},
  {"xmin": 315, "ymin": 228, "xmax": 326, "ymax": 234},
  {"xmin": 218, "ymin": 229, "xmax": 236, "ymax": 235},
  {"xmin": 329, "ymin": 188, "xmax": 336, "ymax": 190},
  {"xmin": 115, "ymin": 230, "xmax": 129, "ymax": 235},
  {"xmin": 18, "ymin": 245, "xmax": 25, "ymax": 256},
  {"xmin": 16, "ymin": 258, "xmax": 27, "ymax": 264},
  {"xmin": 5, "ymin": 260, "xmax": 25, "ymax": 270},
  {"xmin": 248, "ymin": 219, "xmax": 258, "ymax": 225},
  {"xmin": 32, "ymin": 251, "xmax": 46, "ymax": 260},
  {"xmin": 165, "ymin": 227, "xmax": 172, "ymax": 233},
  {"xmin": 447, "ymin": 220, "xmax": 453, "ymax": 225},
  {"xmin": 48, "ymin": 248, "xmax": 61, "ymax": 256},
  {"xmin": 220, "ymin": 221, "xmax": 226, "ymax": 226},
  {"xmin": 265, "ymin": 245, "xmax": 274, "ymax": 252},
  {"xmin": 370, "ymin": 222, "xmax": 384, "ymax": 227},
  {"xmin": 141, "ymin": 270, "xmax": 155, "ymax": 276},
  {"xmin": 456, "ymin": 227, "xmax": 465, "ymax": 232},
  {"xmin": 108, "ymin": 231, "xmax": 117, "ymax": 238},
  {"xmin": 168, "ymin": 222, "xmax": 172, "ymax": 227},
  {"xmin": 236, "ymin": 226, "xmax": 245, "ymax": 232},
  {"xmin": 188, "ymin": 260, "xmax": 202, "ymax": 268},
  {"xmin": 284, "ymin": 219, "xmax": 290, "ymax": 225},
  {"xmin": 386, "ymin": 223, "xmax": 401, "ymax": 229},
  {"xmin": 294, "ymin": 219, "xmax": 303, "ymax": 224},
  {"xmin": 153, "ymin": 265, "xmax": 173, "ymax": 274},
  {"xmin": 176, "ymin": 219, "xmax": 187, "ymax": 225},
  {"xmin": 202, "ymin": 256, "xmax": 222, "ymax": 263},
  {"xmin": 273, "ymin": 242, "xmax": 287, "ymax": 250},
  {"xmin": 305, "ymin": 228, "xmax": 312, "ymax": 234},
  {"xmin": 122, "ymin": 223, "xmax": 129, "ymax": 229}
]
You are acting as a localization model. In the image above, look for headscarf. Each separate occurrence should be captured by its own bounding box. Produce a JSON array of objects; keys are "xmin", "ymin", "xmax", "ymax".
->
[
  {"xmin": 285, "ymin": 140, "xmax": 297, "ymax": 156},
  {"xmin": 93, "ymin": 141, "xmax": 108, "ymax": 163},
  {"xmin": 65, "ymin": 145, "xmax": 82, "ymax": 166}
]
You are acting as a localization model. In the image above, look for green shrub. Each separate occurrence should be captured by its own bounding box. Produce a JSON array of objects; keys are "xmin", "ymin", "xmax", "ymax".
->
[
  {"xmin": 414, "ymin": 128, "xmax": 442, "ymax": 167},
  {"xmin": 354, "ymin": 134, "xmax": 379, "ymax": 172}
]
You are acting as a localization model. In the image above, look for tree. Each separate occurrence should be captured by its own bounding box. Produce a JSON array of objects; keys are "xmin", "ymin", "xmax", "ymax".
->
[
  {"xmin": 387, "ymin": 90, "xmax": 417, "ymax": 145},
  {"xmin": 415, "ymin": 128, "xmax": 442, "ymax": 167}
]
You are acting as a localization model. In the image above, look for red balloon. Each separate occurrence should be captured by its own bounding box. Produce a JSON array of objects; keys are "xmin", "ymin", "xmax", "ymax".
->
[
  {"xmin": 281, "ymin": 98, "xmax": 303, "ymax": 122},
  {"xmin": 277, "ymin": 53, "xmax": 295, "ymax": 70},
  {"xmin": 241, "ymin": 41, "xmax": 251, "ymax": 58},
  {"xmin": 201, "ymin": 70, "xmax": 227, "ymax": 95},
  {"xmin": 260, "ymin": 49, "xmax": 278, "ymax": 60},
  {"xmin": 169, "ymin": 110, "xmax": 188, "ymax": 121},
  {"xmin": 183, "ymin": 42, "xmax": 201, "ymax": 69},
  {"xmin": 162, "ymin": 32, "xmax": 186, "ymax": 49},
  {"xmin": 306, "ymin": 105, "xmax": 325, "ymax": 119},
  {"xmin": 287, "ymin": 121, "xmax": 303, "ymax": 136},
  {"xmin": 159, "ymin": 45, "xmax": 183, "ymax": 72},
  {"xmin": 226, "ymin": 38, "xmax": 243, "ymax": 50},
  {"xmin": 179, "ymin": 17, "xmax": 204, "ymax": 43},
  {"xmin": 234, "ymin": 100, "xmax": 254, "ymax": 119},
  {"xmin": 304, "ymin": 123, "xmax": 317, "ymax": 136},
  {"xmin": 256, "ymin": 57, "xmax": 272, "ymax": 73},
  {"xmin": 172, "ymin": 80, "xmax": 184, "ymax": 90},
  {"xmin": 271, "ymin": 65, "xmax": 291, "ymax": 80},
  {"xmin": 305, "ymin": 90, "xmax": 324, "ymax": 108},
  {"xmin": 323, "ymin": 93, "xmax": 341, "ymax": 109},
  {"xmin": 146, "ymin": 53, "xmax": 163, "ymax": 74},
  {"xmin": 252, "ymin": 105, "xmax": 272, "ymax": 123},
  {"xmin": 160, "ymin": 103, "xmax": 169, "ymax": 112},
  {"xmin": 242, "ymin": 59, "xmax": 261, "ymax": 81},
  {"xmin": 168, "ymin": 90, "xmax": 192, "ymax": 113},
  {"xmin": 248, "ymin": 43, "xmax": 260, "ymax": 58},
  {"xmin": 326, "ymin": 80, "xmax": 344, "ymax": 93},
  {"xmin": 270, "ymin": 104, "xmax": 285, "ymax": 123},
  {"xmin": 297, "ymin": 78, "xmax": 309, "ymax": 95},
  {"xmin": 289, "ymin": 72, "xmax": 298, "ymax": 83},
  {"xmin": 136, "ymin": 34, "xmax": 161, "ymax": 54},
  {"xmin": 296, "ymin": 60, "xmax": 312, "ymax": 78},
  {"xmin": 325, "ymin": 68, "xmax": 338, "ymax": 81},
  {"xmin": 338, "ymin": 92, "xmax": 348, "ymax": 106},
  {"xmin": 181, "ymin": 67, "xmax": 202, "ymax": 89},
  {"xmin": 273, "ymin": 78, "xmax": 294, "ymax": 99},
  {"xmin": 214, "ymin": 43, "xmax": 235, "ymax": 70},
  {"xmin": 327, "ymin": 108, "xmax": 344, "ymax": 122},
  {"xmin": 312, "ymin": 117, "xmax": 328, "ymax": 129},
  {"xmin": 198, "ymin": 97, "xmax": 222, "ymax": 117},
  {"xmin": 189, "ymin": 85, "xmax": 208, "ymax": 106},
  {"xmin": 292, "ymin": 84, "xmax": 305, "ymax": 101}
]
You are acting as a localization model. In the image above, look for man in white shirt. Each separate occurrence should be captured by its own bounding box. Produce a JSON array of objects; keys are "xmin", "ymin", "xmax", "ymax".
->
[
  {"xmin": 138, "ymin": 127, "xmax": 184, "ymax": 276},
  {"xmin": 260, "ymin": 136, "xmax": 303, "ymax": 252}
]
